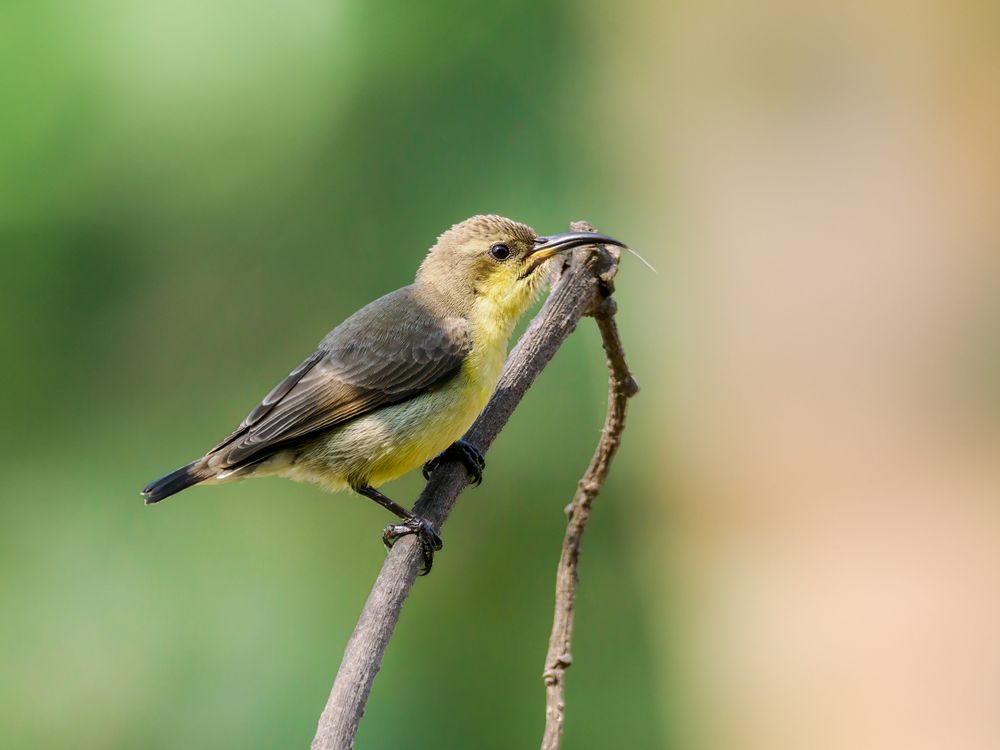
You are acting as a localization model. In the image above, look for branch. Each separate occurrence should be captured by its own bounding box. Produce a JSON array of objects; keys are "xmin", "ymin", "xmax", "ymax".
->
[
  {"xmin": 311, "ymin": 222, "xmax": 625, "ymax": 750},
  {"xmin": 540, "ymin": 222, "xmax": 639, "ymax": 750}
]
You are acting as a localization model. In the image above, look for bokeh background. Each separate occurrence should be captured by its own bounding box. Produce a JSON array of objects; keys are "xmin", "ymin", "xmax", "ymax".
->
[{"xmin": 2, "ymin": 1, "xmax": 997, "ymax": 749}]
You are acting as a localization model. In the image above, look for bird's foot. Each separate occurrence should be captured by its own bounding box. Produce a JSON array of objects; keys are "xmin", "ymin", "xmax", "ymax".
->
[
  {"xmin": 382, "ymin": 516, "xmax": 444, "ymax": 575},
  {"xmin": 422, "ymin": 439, "xmax": 486, "ymax": 486}
]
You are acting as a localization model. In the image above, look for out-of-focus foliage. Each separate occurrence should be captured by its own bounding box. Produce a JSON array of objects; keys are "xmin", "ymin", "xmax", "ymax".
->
[{"xmin": 0, "ymin": 2, "xmax": 660, "ymax": 749}]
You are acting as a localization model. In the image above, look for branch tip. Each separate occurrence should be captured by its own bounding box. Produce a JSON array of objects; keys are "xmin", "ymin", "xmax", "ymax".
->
[{"xmin": 540, "ymin": 224, "xmax": 636, "ymax": 750}]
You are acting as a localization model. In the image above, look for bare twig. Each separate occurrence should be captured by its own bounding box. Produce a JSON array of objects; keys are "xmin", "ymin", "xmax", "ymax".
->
[
  {"xmin": 539, "ymin": 223, "xmax": 638, "ymax": 750},
  {"xmin": 311, "ymin": 222, "xmax": 627, "ymax": 750}
]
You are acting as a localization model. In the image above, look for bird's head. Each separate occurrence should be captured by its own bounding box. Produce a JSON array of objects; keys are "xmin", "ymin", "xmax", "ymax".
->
[{"xmin": 416, "ymin": 215, "xmax": 625, "ymax": 322}]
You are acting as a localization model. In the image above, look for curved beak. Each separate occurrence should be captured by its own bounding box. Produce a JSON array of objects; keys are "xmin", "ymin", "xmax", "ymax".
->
[{"xmin": 521, "ymin": 230, "xmax": 627, "ymax": 277}]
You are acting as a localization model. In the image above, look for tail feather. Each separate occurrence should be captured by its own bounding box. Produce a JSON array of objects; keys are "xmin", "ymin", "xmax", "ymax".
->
[{"xmin": 142, "ymin": 461, "xmax": 211, "ymax": 504}]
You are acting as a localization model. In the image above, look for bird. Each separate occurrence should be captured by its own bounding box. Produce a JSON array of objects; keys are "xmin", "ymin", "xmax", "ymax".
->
[{"xmin": 142, "ymin": 215, "xmax": 625, "ymax": 572}]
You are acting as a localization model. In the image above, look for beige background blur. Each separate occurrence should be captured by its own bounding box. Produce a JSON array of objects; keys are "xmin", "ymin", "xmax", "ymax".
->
[{"xmin": 597, "ymin": 1, "xmax": 1000, "ymax": 747}]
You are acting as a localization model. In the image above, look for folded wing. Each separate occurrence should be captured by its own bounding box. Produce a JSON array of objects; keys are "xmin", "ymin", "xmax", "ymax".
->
[{"xmin": 207, "ymin": 286, "xmax": 471, "ymax": 470}]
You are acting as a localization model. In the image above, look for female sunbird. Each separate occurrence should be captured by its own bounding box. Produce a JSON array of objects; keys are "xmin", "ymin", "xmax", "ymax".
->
[{"xmin": 142, "ymin": 215, "xmax": 625, "ymax": 571}]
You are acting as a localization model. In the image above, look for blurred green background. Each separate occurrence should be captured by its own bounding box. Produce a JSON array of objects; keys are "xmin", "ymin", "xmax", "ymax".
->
[{"xmin": 0, "ymin": 2, "xmax": 662, "ymax": 749}]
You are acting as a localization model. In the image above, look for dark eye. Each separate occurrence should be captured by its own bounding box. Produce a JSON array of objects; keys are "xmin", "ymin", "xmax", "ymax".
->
[{"xmin": 489, "ymin": 243, "xmax": 511, "ymax": 261}]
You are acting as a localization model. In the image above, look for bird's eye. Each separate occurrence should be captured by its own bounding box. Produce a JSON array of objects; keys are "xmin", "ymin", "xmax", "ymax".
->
[{"xmin": 489, "ymin": 243, "xmax": 512, "ymax": 261}]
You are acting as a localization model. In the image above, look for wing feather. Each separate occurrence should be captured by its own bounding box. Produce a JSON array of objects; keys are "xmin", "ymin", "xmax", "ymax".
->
[{"xmin": 207, "ymin": 287, "xmax": 470, "ymax": 470}]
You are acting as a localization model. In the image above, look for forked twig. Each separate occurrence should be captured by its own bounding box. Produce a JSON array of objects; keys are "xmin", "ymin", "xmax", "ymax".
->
[
  {"xmin": 540, "ymin": 221, "xmax": 638, "ymax": 749},
  {"xmin": 311, "ymin": 221, "xmax": 633, "ymax": 750}
]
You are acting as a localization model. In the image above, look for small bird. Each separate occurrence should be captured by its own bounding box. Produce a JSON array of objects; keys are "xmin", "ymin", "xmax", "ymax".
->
[{"xmin": 142, "ymin": 215, "xmax": 625, "ymax": 572}]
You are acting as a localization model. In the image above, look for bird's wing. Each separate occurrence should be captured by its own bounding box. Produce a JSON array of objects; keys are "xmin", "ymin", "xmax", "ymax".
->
[{"xmin": 207, "ymin": 287, "xmax": 471, "ymax": 469}]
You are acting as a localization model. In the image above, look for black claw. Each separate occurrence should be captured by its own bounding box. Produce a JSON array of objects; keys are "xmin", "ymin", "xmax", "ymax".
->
[
  {"xmin": 382, "ymin": 516, "xmax": 443, "ymax": 575},
  {"xmin": 420, "ymin": 461, "xmax": 436, "ymax": 482},
  {"xmin": 422, "ymin": 439, "xmax": 486, "ymax": 486}
]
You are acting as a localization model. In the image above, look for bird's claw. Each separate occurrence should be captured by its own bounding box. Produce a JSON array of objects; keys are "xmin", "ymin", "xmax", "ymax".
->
[
  {"xmin": 382, "ymin": 516, "xmax": 444, "ymax": 575},
  {"xmin": 422, "ymin": 439, "xmax": 486, "ymax": 486}
]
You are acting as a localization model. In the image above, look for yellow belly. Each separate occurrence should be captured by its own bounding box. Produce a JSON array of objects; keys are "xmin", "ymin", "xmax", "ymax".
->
[{"xmin": 257, "ymin": 294, "xmax": 516, "ymax": 491}]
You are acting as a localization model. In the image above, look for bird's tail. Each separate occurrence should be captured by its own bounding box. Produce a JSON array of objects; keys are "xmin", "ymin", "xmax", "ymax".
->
[{"xmin": 142, "ymin": 460, "xmax": 212, "ymax": 505}]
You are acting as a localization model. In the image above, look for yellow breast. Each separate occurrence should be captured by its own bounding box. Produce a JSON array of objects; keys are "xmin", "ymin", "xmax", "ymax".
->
[
  {"xmin": 289, "ymin": 297, "xmax": 513, "ymax": 490},
  {"xmin": 272, "ymin": 284, "xmax": 533, "ymax": 491}
]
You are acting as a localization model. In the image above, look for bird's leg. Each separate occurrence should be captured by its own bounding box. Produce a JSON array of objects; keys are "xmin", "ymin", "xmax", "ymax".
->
[
  {"xmin": 421, "ymin": 439, "xmax": 486, "ymax": 486},
  {"xmin": 352, "ymin": 484, "xmax": 443, "ymax": 575}
]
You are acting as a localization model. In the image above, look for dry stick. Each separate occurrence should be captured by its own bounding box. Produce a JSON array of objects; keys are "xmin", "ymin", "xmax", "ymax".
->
[
  {"xmin": 311, "ymin": 224, "xmax": 625, "ymax": 750},
  {"xmin": 539, "ymin": 225, "xmax": 639, "ymax": 750}
]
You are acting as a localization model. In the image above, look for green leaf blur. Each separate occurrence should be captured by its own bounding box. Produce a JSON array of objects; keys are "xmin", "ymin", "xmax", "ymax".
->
[{"xmin": 0, "ymin": 2, "xmax": 661, "ymax": 749}]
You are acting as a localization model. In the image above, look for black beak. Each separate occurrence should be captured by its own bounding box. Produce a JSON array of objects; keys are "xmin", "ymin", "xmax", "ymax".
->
[{"xmin": 522, "ymin": 230, "xmax": 627, "ymax": 276}]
